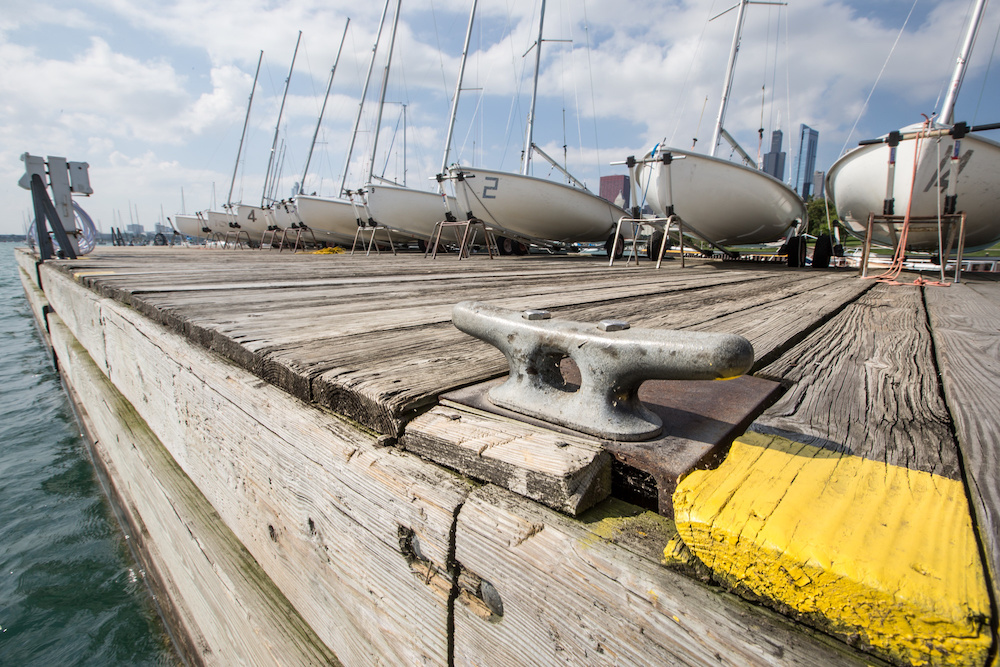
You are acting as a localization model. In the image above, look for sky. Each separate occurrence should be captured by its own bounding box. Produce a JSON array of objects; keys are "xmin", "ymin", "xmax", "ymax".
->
[{"xmin": 2, "ymin": 0, "xmax": 999, "ymax": 236}]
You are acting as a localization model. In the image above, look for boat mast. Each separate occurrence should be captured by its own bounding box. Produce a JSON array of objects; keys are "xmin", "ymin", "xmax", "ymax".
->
[
  {"xmin": 366, "ymin": 0, "xmax": 402, "ymax": 183},
  {"xmin": 299, "ymin": 19, "xmax": 350, "ymax": 195},
  {"xmin": 709, "ymin": 0, "xmax": 785, "ymax": 158},
  {"xmin": 227, "ymin": 50, "xmax": 262, "ymax": 208},
  {"xmin": 522, "ymin": 0, "xmax": 547, "ymax": 175},
  {"xmin": 710, "ymin": 1, "xmax": 749, "ymax": 157},
  {"xmin": 339, "ymin": 0, "xmax": 393, "ymax": 196},
  {"xmin": 262, "ymin": 31, "xmax": 302, "ymax": 207},
  {"xmin": 939, "ymin": 0, "xmax": 988, "ymax": 125},
  {"xmin": 440, "ymin": 0, "xmax": 478, "ymax": 184}
]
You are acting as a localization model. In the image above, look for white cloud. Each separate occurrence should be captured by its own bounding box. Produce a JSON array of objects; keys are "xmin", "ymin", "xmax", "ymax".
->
[{"xmin": 3, "ymin": 0, "xmax": 998, "ymax": 236}]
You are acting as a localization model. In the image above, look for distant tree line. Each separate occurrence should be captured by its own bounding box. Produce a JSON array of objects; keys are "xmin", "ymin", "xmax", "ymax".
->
[{"xmin": 805, "ymin": 196, "xmax": 839, "ymax": 237}]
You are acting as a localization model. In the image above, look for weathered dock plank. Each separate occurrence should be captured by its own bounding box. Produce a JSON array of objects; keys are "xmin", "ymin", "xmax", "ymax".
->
[
  {"xmin": 404, "ymin": 404, "xmax": 612, "ymax": 516},
  {"xmin": 453, "ymin": 484, "xmax": 869, "ymax": 666},
  {"xmin": 23, "ymin": 251, "xmax": 896, "ymax": 664},
  {"xmin": 59, "ymin": 251, "xmax": 785, "ymax": 435},
  {"xmin": 37, "ymin": 258, "xmax": 476, "ymax": 665},
  {"xmin": 754, "ymin": 282, "xmax": 959, "ymax": 476},
  {"xmin": 46, "ymin": 310, "xmax": 341, "ymax": 666},
  {"xmin": 30, "ymin": 247, "xmax": 998, "ymax": 665},
  {"xmin": 672, "ymin": 281, "xmax": 993, "ymax": 665},
  {"xmin": 674, "ymin": 431, "xmax": 990, "ymax": 666},
  {"xmin": 925, "ymin": 282, "xmax": 1000, "ymax": 612}
]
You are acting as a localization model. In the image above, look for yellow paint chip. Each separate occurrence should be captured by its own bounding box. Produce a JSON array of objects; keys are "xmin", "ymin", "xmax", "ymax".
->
[{"xmin": 673, "ymin": 431, "xmax": 991, "ymax": 666}]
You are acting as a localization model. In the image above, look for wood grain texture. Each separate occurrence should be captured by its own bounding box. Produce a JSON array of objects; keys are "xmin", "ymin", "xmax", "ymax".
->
[
  {"xmin": 754, "ymin": 282, "xmax": 960, "ymax": 478},
  {"xmin": 31, "ymin": 247, "xmax": 1000, "ymax": 664},
  {"xmin": 39, "ymin": 261, "xmax": 475, "ymax": 666},
  {"xmin": 452, "ymin": 484, "xmax": 874, "ymax": 666},
  {"xmin": 925, "ymin": 282, "xmax": 1000, "ymax": 609},
  {"xmin": 404, "ymin": 404, "xmax": 611, "ymax": 515},
  {"xmin": 41, "ymin": 248, "xmax": 871, "ymax": 437},
  {"xmin": 47, "ymin": 310, "xmax": 341, "ymax": 666}
]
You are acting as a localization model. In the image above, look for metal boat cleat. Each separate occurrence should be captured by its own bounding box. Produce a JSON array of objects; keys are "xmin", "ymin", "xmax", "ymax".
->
[{"xmin": 451, "ymin": 301, "xmax": 754, "ymax": 441}]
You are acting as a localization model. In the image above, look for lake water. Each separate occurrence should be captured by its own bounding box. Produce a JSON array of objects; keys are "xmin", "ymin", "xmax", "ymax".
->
[{"xmin": 0, "ymin": 243, "xmax": 176, "ymax": 665}]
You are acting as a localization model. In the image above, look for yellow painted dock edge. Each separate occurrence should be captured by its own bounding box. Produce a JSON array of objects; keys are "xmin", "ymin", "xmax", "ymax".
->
[{"xmin": 672, "ymin": 430, "xmax": 991, "ymax": 666}]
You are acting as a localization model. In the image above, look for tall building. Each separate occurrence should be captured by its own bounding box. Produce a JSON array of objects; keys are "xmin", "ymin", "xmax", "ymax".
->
[
  {"xmin": 762, "ymin": 130, "xmax": 786, "ymax": 181},
  {"xmin": 600, "ymin": 174, "xmax": 630, "ymax": 210},
  {"xmin": 794, "ymin": 124, "xmax": 819, "ymax": 199},
  {"xmin": 812, "ymin": 171, "xmax": 826, "ymax": 199}
]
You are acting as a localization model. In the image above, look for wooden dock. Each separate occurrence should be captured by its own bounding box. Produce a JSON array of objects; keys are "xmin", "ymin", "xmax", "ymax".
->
[{"xmin": 16, "ymin": 246, "xmax": 999, "ymax": 666}]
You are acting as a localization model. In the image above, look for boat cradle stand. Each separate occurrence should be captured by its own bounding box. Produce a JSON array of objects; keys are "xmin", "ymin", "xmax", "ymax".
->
[
  {"xmin": 859, "ymin": 212, "xmax": 967, "ymax": 283},
  {"xmin": 223, "ymin": 228, "xmax": 253, "ymax": 250},
  {"xmin": 263, "ymin": 225, "xmax": 319, "ymax": 253},
  {"xmin": 426, "ymin": 217, "xmax": 498, "ymax": 260},
  {"xmin": 351, "ymin": 220, "xmax": 397, "ymax": 257},
  {"xmin": 609, "ymin": 215, "xmax": 687, "ymax": 269}
]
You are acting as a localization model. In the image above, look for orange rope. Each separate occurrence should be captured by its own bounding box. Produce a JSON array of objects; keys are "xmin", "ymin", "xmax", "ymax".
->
[{"xmin": 864, "ymin": 118, "xmax": 951, "ymax": 287}]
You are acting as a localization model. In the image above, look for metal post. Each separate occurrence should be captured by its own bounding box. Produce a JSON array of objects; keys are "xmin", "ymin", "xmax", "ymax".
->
[
  {"xmin": 228, "ymin": 51, "xmax": 262, "ymax": 208},
  {"xmin": 522, "ymin": 0, "xmax": 546, "ymax": 175},
  {"xmin": 340, "ymin": 0, "xmax": 393, "ymax": 195},
  {"xmin": 262, "ymin": 33, "xmax": 302, "ymax": 207},
  {"xmin": 300, "ymin": 20, "xmax": 350, "ymax": 194},
  {"xmin": 30, "ymin": 174, "xmax": 77, "ymax": 259}
]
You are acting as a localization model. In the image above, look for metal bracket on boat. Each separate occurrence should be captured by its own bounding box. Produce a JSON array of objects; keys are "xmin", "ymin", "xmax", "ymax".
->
[{"xmin": 452, "ymin": 301, "xmax": 754, "ymax": 441}]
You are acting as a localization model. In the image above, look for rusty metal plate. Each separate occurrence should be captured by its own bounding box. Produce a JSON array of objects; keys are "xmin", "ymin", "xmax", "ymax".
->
[{"xmin": 440, "ymin": 372, "xmax": 782, "ymax": 517}]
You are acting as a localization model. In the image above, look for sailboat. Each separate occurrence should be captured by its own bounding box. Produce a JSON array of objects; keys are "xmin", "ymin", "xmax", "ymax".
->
[
  {"xmin": 447, "ymin": 0, "xmax": 628, "ymax": 249},
  {"xmin": 361, "ymin": 1, "xmax": 476, "ymax": 243},
  {"xmin": 172, "ymin": 213, "xmax": 210, "ymax": 240},
  {"xmin": 234, "ymin": 33, "xmax": 303, "ymax": 245},
  {"xmin": 296, "ymin": 0, "xmax": 422, "ymax": 248},
  {"xmin": 283, "ymin": 18, "xmax": 357, "ymax": 248},
  {"xmin": 632, "ymin": 0, "xmax": 805, "ymax": 257},
  {"xmin": 827, "ymin": 0, "xmax": 1000, "ymax": 252},
  {"xmin": 171, "ymin": 51, "xmax": 264, "ymax": 244}
]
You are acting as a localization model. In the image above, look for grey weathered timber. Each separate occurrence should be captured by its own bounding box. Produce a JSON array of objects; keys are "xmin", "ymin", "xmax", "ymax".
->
[
  {"xmin": 403, "ymin": 404, "xmax": 612, "ymax": 515},
  {"xmin": 453, "ymin": 484, "xmax": 870, "ymax": 666},
  {"xmin": 47, "ymin": 312, "xmax": 340, "ymax": 666},
  {"xmin": 36, "ymin": 259, "xmax": 474, "ymax": 665},
  {"xmin": 925, "ymin": 282, "xmax": 1000, "ymax": 608},
  {"xmin": 753, "ymin": 282, "xmax": 960, "ymax": 478},
  {"xmin": 25, "ymin": 247, "xmax": 999, "ymax": 665},
  {"xmin": 48, "ymin": 250, "xmax": 862, "ymax": 437}
]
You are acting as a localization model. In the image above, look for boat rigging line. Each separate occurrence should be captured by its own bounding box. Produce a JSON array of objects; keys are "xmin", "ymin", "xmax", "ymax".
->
[
  {"xmin": 669, "ymin": 2, "xmax": 717, "ymax": 148},
  {"xmin": 709, "ymin": 0, "xmax": 787, "ymax": 160},
  {"xmin": 262, "ymin": 31, "xmax": 301, "ymax": 208},
  {"xmin": 227, "ymin": 51, "xmax": 262, "ymax": 209},
  {"xmin": 440, "ymin": 0, "xmax": 477, "ymax": 182},
  {"xmin": 340, "ymin": 0, "xmax": 393, "ymax": 196},
  {"xmin": 839, "ymin": 0, "xmax": 920, "ymax": 157},
  {"xmin": 970, "ymin": 6, "xmax": 1000, "ymax": 124},
  {"xmin": 365, "ymin": 0, "xmax": 402, "ymax": 185},
  {"xmin": 300, "ymin": 19, "xmax": 350, "ymax": 196}
]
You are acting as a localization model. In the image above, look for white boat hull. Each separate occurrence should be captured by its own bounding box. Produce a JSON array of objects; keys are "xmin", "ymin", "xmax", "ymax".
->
[
  {"xmin": 634, "ymin": 147, "xmax": 805, "ymax": 246},
  {"xmin": 271, "ymin": 200, "xmax": 351, "ymax": 247},
  {"xmin": 295, "ymin": 194, "xmax": 400, "ymax": 246},
  {"xmin": 450, "ymin": 165, "xmax": 627, "ymax": 244},
  {"xmin": 364, "ymin": 184, "xmax": 459, "ymax": 241},
  {"xmin": 172, "ymin": 214, "xmax": 211, "ymax": 239},
  {"xmin": 231, "ymin": 206, "xmax": 276, "ymax": 244},
  {"xmin": 828, "ymin": 129, "xmax": 1000, "ymax": 251}
]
